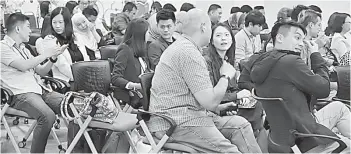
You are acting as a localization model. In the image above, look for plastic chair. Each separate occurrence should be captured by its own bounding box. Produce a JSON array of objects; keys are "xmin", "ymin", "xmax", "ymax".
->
[
  {"xmin": 251, "ymin": 88, "xmax": 347, "ymax": 153},
  {"xmin": 1, "ymin": 77, "xmax": 69, "ymax": 153},
  {"xmin": 65, "ymin": 60, "xmax": 138, "ymax": 153},
  {"xmin": 137, "ymin": 72, "xmax": 198, "ymax": 153}
]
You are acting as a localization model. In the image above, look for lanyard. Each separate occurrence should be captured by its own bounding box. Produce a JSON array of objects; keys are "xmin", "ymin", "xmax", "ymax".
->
[
  {"xmin": 243, "ymin": 29, "xmax": 256, "ymax": 53},
  {"xmin": 12, "ymin": 44, "xmax": 29, "ymax": 60}
]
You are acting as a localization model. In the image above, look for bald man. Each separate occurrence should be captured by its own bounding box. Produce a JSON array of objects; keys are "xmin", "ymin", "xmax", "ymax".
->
[{"xmin": 147, "ymin": 9, "xmax": 261, "ymax": 153}]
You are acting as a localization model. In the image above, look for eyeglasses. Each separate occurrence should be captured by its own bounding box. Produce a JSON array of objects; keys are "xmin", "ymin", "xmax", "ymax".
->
[{"xmin": 345, "ymin": 21, "xmax": 351, "ymax": 24}]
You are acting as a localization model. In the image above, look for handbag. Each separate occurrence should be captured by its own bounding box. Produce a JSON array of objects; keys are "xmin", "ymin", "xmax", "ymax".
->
[
  {"xmin": 61, "ymin": 91, "xmax": 119, "ymax": 123},
  {"xmin": 128, "ymin": 88, "xmax": 143, "ymax": 109}
]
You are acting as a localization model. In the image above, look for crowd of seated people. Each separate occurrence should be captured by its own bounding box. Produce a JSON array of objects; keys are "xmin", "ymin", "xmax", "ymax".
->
[{"xmin": 1, "ymin": 1, "xmax": 350, "ymax": 153}]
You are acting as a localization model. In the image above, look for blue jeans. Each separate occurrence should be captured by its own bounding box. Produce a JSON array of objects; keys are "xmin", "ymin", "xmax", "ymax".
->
[
  {"xmin": 11, "ymin": 90, "xmax": 63, "ymax": 153},
  {"xmin": 154, "ymin": 115, "xmax": 261, "ymax": 153}
]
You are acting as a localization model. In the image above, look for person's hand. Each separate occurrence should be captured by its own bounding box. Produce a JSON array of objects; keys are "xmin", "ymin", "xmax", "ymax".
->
[
  {"xmin": 44, "ymin": 44, "xmax": 68, "ymax": 58},
  {"xmin": 220, "ymin": 61, "xmax": 236, "ymax": 79},
  {"xmin": 236, "ymin": 89, "xmax": 251, "ymax": 99},
  {"xmin": 304, "ymin": 40, "xmax": 319, "ymax": 53},
  {"xmin": 88, "ymin": 22, "xmax": 96, "ymax": 31},
  {"xmin": 216, "ymin": 102, "xmax": 238, "ymax": 116},
  {"xmin": 128, "ymin": 82, "xmax": 142, "ymax": 90},
  {"xmin": 239, "ymin": 97, "xmax": 251, "ymax": 106}
]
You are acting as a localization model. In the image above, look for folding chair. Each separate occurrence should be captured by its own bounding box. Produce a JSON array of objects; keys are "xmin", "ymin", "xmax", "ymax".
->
[
  {"xmin": 251, "ymin": 88, "xmax": 347, "ymax": 153},
  {"xmin": 1, "ymin": 76, "xmax": 69, "ymax": 153},
  {"xmin": 137, "ymin": 72, "xmax": 198, "ymax": 153},
  {"xmin": 65, "ymin": 60, "xmax": 138, "ymax": 153}
]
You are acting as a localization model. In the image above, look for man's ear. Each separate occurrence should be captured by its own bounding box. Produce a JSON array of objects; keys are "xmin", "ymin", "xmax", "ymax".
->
[
  {"xmin": 200, "ymin": 23, "xmax": 206, "ymax": 33},
  {"xmin": 276, "ymin": 33, "xmax": 284, "ymax": 43},
  {"xmin": 15, "ymin": 26, "xmax": 20, "ymax": 33}
]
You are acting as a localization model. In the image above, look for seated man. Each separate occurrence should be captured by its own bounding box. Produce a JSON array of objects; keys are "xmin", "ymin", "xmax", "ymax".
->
[
  {"xmin": 242, "ymin": 21, "xmax": 350, "ymax": 153},
  {"xmin": 147, "ymin": 9, "xmax": 261, "ymax": 153},
  {"xmin": 1, "ymin": 13, "xmax": 67, "ymax": 153},
  {"xmin": 148, "ymin": 9, "xmax": 176, "ymax": 70},
  {"xmin": 112, "ymin": 2, "xmax": 137, "ymax": 37}
]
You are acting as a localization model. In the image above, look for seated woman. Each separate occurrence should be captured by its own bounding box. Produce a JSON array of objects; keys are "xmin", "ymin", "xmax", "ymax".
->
[
  {"xmin": 36, "ymin": 7, "xmax": 90, "ymax": 83},
  {"xmin": 72, "ymin": 13, "xmax": 104, "ymax": 60},
  {"xmin": 203, "ymin": 23, "xmax": 265, "ymax": 153},
  {"xmin": 330, "ymin": 13, "xmax": 351, "ymax": 66},
  {"xmin": 111, "ymin": 18, "xmax": 149, "ymax": 108}
]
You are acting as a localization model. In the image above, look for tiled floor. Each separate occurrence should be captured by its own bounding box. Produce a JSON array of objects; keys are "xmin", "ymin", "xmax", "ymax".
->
[{"xmin": 1, "ymin": 116, "xmax": 68, "ymax": 153}]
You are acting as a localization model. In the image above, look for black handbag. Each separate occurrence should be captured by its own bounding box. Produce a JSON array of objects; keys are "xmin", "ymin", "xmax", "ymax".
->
[{"xmin": 128, "ymin": 88, "xmax": 143, "ymax": 109}]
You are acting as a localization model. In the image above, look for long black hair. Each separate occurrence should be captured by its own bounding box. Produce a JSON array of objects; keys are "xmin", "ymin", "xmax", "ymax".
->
[
  {"xmin": 123, "ymin": 18, "xmax": 149, "ymax": 57},
  {"xmin": 50, "ymin": 7, "xmax": 79, "ymax": 52},
  {"xmin": 207, "ymin": 22, "xmax": 236, "ymax": 67}
]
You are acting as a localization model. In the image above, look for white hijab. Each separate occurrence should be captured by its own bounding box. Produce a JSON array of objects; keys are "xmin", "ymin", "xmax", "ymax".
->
[{"xmin": 72, "ymin": 13, "xmax": 98, "ymax": 51}]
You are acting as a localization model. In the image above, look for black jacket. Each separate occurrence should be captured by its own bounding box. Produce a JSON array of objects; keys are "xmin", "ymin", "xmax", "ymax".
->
[{"xmin": 243, "ymin": 49, "xmax": 336, "ymax": 152}]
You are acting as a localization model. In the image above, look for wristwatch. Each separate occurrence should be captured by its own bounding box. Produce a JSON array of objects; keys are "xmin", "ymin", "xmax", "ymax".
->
[
  {"xmin": 49, "ymin": 57, "xmax": 58, "ymax": 63},
  {"xmin": 220, "ymin": 74, "xmax": 231, "ymax": 82}
]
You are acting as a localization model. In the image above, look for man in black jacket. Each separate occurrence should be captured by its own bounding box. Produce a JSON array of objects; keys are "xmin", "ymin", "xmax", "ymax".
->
[{"xmin": 241, "ymin": 21, "xmax": 350, "ymax": 153}]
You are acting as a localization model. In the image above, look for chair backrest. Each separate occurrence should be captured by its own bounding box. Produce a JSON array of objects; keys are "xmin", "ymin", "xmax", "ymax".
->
[
  {"xmin": 24, "ymin": 12, "xmax": 37, "ymax": 29},
  {"xmin": 251, "ymin": 88, "xmax": 296, "ymax": 152},
  {"xmin": 335, "ymin": 66, "xmax": 350, "ymax": 100},
  {"xmin": 139, "ymin": 72, "xmax": 154, "ymax": 111},
  {"xmin": 99, "ymin": 45, "xmax": 119, "ymax": 60},
  {"xmin": 71, "ymin": 60, "xmax": 111, "ymax": 95}
]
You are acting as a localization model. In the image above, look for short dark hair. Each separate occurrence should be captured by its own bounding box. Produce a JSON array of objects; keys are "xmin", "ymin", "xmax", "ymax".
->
[
  {"xmin": 291, "ymin": 5, "xmax": 310, "ymax": 21},
  {"xmin": 208, "ymin": 4, "xmax": 221, "ymax": 14},
  {"xmin": 271, "ymin": 21, "xmax": 307, "ymax": 45},
  {"xmin": 329, "ymin": 13, "xmax": 351, "ymax": 34},
  {"xmin": 297, "ymin": 9, "xmax": 322, "ymax": 28},
  {"xmin": 5, "ymin": 13, "xmax": 29, "ymax": 32},
  {"xmin": 151, "ymin": 1, "xmax": 162, "ymax": 12},
  {"xmin": 123, "ymin": 18, "xmax": 149, "ymax": 57},
  {"xmin": 163, "ymin": 3, "xmax": 177, "ymax": 12},
  {"xmin": 180, "ymin": 3, "xmax": 195, "ymax": 12},
  {"xmin": 123, "ymin": 2, "xmax": 137, "ymax": 12},
  {"xmin": 156, "ymin": 9, "xmax": 176, "ymax": 23},
  {"xmin": 230, "ymin": 7, "xmax": 240, "ymax": 14},
  {"xmin": 254, "ymin": 6, "xmax": 264, "ymax": 10},
  {"xmin": 65, "ymin": 1, "xmax": 78, "ymax": 15},
  {"xmin": 82, "ymin": 7, "xmax": 98, "ymax": 17},
  {"xmin": 241, "ymin": 5, "xmax": 253, "ymax": 13},
  {"xmin": 244, "ymin": 10, "xmax": 266, "ymax": 27},
  {"xmin": 309, "ymin": 5, "xmax": 322, "ymax": 13}
]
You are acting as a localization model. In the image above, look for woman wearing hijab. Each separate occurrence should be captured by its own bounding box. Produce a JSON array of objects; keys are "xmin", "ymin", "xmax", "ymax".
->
[{"xmin": 72, "ymin": 13, "xmax": 104, "ymax": 60}]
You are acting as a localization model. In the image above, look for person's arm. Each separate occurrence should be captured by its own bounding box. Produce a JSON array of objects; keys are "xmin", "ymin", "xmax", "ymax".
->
[
  {"xmin": 112, "ymin": 14, "xmax": 128, "ymax": 35},
  {"xmin": 111, "ymin": 45, "xmax": 141, "ymax": 89},
  {"xmin": 182, "ymin": 52, "xmax": 235, "ymax": 111},
  {"xmin": 331, "ymin": 39, "xmax": 348, "ymax": 62},
  {"xmin": 284, "ymin": 53, "xmax": 330, "ymax": 98},
  {"xmin": 148, "ymin": 42, "xmax": 163, "ymax": 70}
]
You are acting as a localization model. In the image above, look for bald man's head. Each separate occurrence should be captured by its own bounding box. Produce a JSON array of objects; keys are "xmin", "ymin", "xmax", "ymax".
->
[{"xmin": 182, "ymin": 9, "xmax": 212, "ymax": 47}]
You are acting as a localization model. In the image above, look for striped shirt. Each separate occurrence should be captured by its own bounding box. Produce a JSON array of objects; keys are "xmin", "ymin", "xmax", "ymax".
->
[{"xmin": 147, "ymin": 35, "xmax": 215, "ymax": 132}]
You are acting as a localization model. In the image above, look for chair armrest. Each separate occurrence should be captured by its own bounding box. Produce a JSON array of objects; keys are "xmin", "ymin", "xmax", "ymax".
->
[
  {"xmin": 291, "ymin": 130, "xmax": 347, "ymax": 153},
  {"xmin": 332, "ymin": 97, "xmax": 351, "ymax": 104},
  {"xmin": 41, "ymin": 76, "xmax": 70, "ymax": 94},
  {"xmin": 137, "ymin": 109, "xmax": 177, "ymax": 137},
  {"xmin": 1, "ymin": 86, "xmax": 14, "ymax": 105}
]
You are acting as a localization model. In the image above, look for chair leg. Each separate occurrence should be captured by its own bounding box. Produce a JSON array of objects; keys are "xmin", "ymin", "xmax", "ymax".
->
[
  {"xmin": 291, "ymin": 145, "xmax": 301, "ymax": 153},
  {"xmin": 2, "ymin": 116, "xmax": 21, "ymax": 153},
  {"xmin": 124, "ymin": 131, "xmax": 138, "ymax": 153},
  {"xmin": 18, "ymin": 121, "xmax": 36, "ymax": 148},
  {"xmin": 139, "ymin": 120, "xmax": 157, "ymax": 149},
  {"xmin": 65, "ymin": 103, "xmax": 98, "ymax": 154},
  {"xmin": 50, "ymin": 128, "xmax": 66, "ymax": 153}
]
